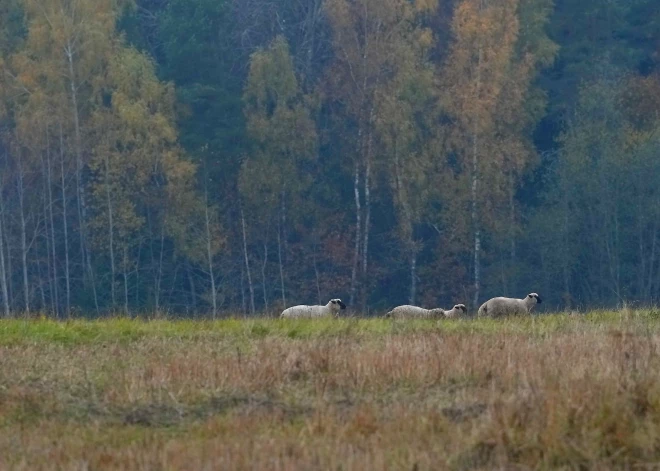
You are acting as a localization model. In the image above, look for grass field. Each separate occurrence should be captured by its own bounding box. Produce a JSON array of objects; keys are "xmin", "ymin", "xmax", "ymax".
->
[{"xmin": 2, "ymin": 310, "xmax": 660, "ymax": 470}]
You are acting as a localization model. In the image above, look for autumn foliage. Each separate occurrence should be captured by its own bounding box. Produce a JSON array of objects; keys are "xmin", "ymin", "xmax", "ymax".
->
[{"xmin": 0, "ymin": 0, "xmax": 659, "ymax": 315}]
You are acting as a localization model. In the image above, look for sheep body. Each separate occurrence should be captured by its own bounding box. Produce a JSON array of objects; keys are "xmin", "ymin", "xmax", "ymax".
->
[
  {"xmin": 477, "ymin": 293, "xmax": 542, "ymax": 318},
  {"xmin": 386, "ymin": 303, "xmax": 466, "ymax": 319},
  {"xmin": 280, "ymin": 298, "xmax": 346, "ymax": 319}
]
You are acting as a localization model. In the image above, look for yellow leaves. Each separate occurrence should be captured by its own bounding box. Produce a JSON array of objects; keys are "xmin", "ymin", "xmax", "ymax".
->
[
  {"xmin": 244, "ymin": 36, "xmax": 298, "ymax": 113},
  {"xmin": 414, "ymin": 0, "xmax": 438, "ymax": 12},
  {"xmin": 241, "ymin": 35, "xmax": 317, "ymax": 219},
  {"xmin": 417, "ymin": 28, "xmax": 434, "ymax": 49}
]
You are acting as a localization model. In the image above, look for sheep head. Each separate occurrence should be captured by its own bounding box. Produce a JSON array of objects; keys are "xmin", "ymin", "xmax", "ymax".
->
[
  {"xmin": 454, "ymin": 304, "xmax": 468, "ymax": 315},
  {"xmin": 329, "ymin": 299, "xmax": 347, "ymax": 312},
  {"xmin": 527, "ymin": 293, "xmax": 542, "ymax": 303}
]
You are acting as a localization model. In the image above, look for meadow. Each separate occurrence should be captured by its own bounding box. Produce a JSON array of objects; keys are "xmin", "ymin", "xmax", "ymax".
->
[{"xmin": 2, "ymin": 310, "xmax": 660, "ymax": 470}]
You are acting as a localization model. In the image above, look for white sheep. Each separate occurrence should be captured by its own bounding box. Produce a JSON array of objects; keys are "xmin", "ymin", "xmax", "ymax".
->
[
  {"xmin": 477, "ymin": 293, "xmax": 542, "ymax": 318},
  {"xmin": 385, "ymin": 303, "xmax": 467, "ymax": 319},
  {"xmin": 443, "ymin": 304, "xmax": 468, "ymax": 318},
  {"xmin": 280, "ymin": 298, "xmax": 347, "ymax": 319}
]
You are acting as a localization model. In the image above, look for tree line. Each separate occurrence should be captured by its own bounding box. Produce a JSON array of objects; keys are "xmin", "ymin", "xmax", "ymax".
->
[{"xmin": 0, "ymin": 0, "xmax": 659, "ymax": 317}]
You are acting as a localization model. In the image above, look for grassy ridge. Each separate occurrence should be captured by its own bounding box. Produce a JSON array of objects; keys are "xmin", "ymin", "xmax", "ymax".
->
[
  {"xmin": 1, "ymin": 308, "xmax": 659, "ymax": 345},
  {"xmin": 2, "ymin": 310, "xmax": 660, "ymax": 470}
]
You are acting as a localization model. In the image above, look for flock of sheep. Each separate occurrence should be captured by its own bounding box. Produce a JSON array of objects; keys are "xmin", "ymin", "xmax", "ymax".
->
[{"xmin": 279, "ymin": 293, "xmax": 542, "ymax": 319}]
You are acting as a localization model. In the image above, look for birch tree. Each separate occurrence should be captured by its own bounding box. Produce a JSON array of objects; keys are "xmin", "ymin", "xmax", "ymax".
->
[
  {"xmin": 324, "ymin": 0, "xmax": 436, "ymax": 310},
  {"xmin": 241, "ymin": 36, "xmax": 317, "ymax": 310},
  {"xmin": 441, "ymin": 0, "xmax": 554, "ymax": 305}
]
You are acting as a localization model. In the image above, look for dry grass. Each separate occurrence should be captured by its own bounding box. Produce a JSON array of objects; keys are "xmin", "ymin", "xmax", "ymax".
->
[{"xmin": 2, "ymin": 311, "xmax": 660, "ymax": 469}]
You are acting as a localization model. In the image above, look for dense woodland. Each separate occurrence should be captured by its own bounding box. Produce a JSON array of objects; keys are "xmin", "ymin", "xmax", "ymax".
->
[{"xmin": 0, "ymin": 0, "xmax": 659, "ymax": 316}]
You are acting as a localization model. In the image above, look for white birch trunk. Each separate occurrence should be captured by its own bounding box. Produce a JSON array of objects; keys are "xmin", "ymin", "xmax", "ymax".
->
[
  {"xmin": 59, "ymin": 124, "xmax": 71, "ymax": 316},
  {"xmin": 471, "ymin": 42, "xmax": 483, "ymax": 309},
  {"xmin": 240, "ymin": 206, "xmax": 255, "ymax": 314},
  {"xmin": 0, "ymin": 185, "xmax": 9, "ymax": 317},
  {"xmin": 104, "ymin": 154, "xmax": 116, "ymax": 308},
  {"xmin": 204, "ymin": 192, "xmax": 217, "ymax": 319},
  {"xmin": 17, "ymin": 151, "xmax": 30, "ymax": 314},
  {"xmin": 350, "ymin": 162, "xmax": 361, "ymax": 306},
  {"xmin": 45, "ymin": 134, "xmax": 59, "ymax": 316}
]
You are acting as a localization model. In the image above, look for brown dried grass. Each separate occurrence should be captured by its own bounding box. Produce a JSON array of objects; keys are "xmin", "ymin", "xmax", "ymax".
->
[{"xmin": 1, "ymin": 314, "xmax": 660, "ymax": 469}]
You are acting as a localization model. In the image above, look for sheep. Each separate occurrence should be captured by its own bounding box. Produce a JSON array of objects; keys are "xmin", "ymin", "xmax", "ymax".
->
[
  {"xmin": 385, "ymin": 303, "xmax": 467, "ymax": 319},
  {"xmin": 443, "ymin": 303, "xmax": 468, "ymax": 318},
  {"xmin": 477, "ymin": 293, "xmax": 542, "ymax": 318},
  {"xmin": 280, "ymin": 298, "xmax": 347, "ymax": 319}
]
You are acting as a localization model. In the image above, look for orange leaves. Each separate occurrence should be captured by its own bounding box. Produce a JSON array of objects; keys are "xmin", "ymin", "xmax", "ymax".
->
[
  {"xmin": 414, "ymin": 0, "xmax": 438, "ymax": 13},
  {"xmin": 622, "ymin": 75, "xmax": 660, "ymax": 129}
]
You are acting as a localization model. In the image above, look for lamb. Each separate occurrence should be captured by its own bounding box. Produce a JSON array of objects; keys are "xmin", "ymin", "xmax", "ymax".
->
[
  {"xmin": 280, "ymin": 298, "xmax": 347, "ymax": 319},
  {"xmin": 385, "ymin": 303, "xmax": 467, "ymax": 319},
  {"xmin": 477, "ymin": 293, "xmax": 542, "ymax": 318}
]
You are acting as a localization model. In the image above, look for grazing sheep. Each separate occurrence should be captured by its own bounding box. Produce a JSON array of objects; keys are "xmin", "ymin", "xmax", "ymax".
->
[
  {"xmin": 386, "ymin": 303, "xmax": 466, "ymax": 319},
  {"xmin": 443, "ymin": 304, "xmax": 468, "ymax": 318},
  {"xmin": 477, "ymin": 293, "xmax": 542, "ymax": 318},
  {"xmin": 280, "ymin": 298, "xmax": 346, "ymax": 319}
]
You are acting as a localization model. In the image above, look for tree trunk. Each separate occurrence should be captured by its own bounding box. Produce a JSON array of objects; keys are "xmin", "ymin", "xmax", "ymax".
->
[
  {"xmin": 410, "ymin": 252, "xmax": 417, "ymax": 306},
  {"xmin": 0, "ymin": 186, "xmax": 11, "ymax": 312},
  {"xmin": 240, "ymin": 206, "xmax": 255, "ymax": 314},
  {"xmin": 361, "ymin": 156, "xmax": 371, "ymax": 312},
  {"xmin": 65, "ymin": 41, "xmax": 86, "ymax": 279},
  {"xmin": 562, "ymin": 180, "xmax": 571, "ymax": 309},
  {"xmin": 471, "ymin": 43, "xmax": 483, "ymax": 310},
  {"xmin": 393, "ymin": 142, "xmax": 417, "ymax": 306},
  {"xmin": 104, "ymin": 154, "xmax": 116, "ymax": 309},
  {"xmin": 0, "ymin": 184, "xmax": 9, "ymax": 317},
  {"xmin": 204, "ymin": 195, "xmax": 217, "ymax": 319},
  {"xmin": 240, "ymin": 253, "xmax": 246, "ymax": 314},
  {"xmin": 45, "ymin": 135, "xmax": 59, "ymax": 316},
  {"xmin": 155, "ymin": 227, "xmax": 165, "ymax": 312},
  {"xmin": 65, "ymin": 41, "xmax": 99, "ymax": 314},
  {"xmin": 41, "ymin": 152, "xmax": 55, "ymax": 314},
  {"xmin": 135, "ymin": 239, "xmax": 143, "ymax": 307},
  {"xmin": 123, "ymin": 246, "xmax": 129, "ymax": 315},
  {"xmin": 509, "ymin": 176, "xmax": 516, "ymax": 263},
  {"xmin": 36, "ymin": 253, "xmax": 47, "ymax": 311},
  {"xmin": 187, "ymin": 262, "xmax": 197, "ymax": 313},
  {"xmin": 261, "ymin": 241, "xmax": 268, "ymax": 312},
  {"xmin": 313, "ymin": 244, "xmax": 322, "ymax": 305},
  {"xmin": 59, "ymin": 124, "xmax": 71, "ymax": 317},
  {"xmin": 17, "ymin": 151, "xmax": 30, "ymax": 314},
  {"xmin": 350, "ymin": 162, "xmax": 361, "ymax": 306},
  {"xmin": 277, "ymin": 190, "xmax": 286, "ymax": 308},
  {"xmin": 645, "ymin": 221, "xmax": 658, "ymax": 300}
]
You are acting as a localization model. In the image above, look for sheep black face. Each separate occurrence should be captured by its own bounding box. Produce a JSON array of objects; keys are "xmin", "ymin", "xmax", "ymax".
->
[
  {"xmin": 332, "ymin": 299, "xmax": 346, "ymax": 309},
  {"xmin": 455, "ymin": 304, "xmax": 467, "ymax": 313},
  {"xmin": 528, "ymin": 293, "xmax": 542, "ymax": 303},
  {"xmin": 331, "ymin": 299, "xmax": 347, "ymax": 310}
]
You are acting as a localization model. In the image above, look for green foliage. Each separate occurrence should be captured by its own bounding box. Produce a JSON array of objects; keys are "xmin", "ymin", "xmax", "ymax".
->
[{"xmin": 157, "ymin": 0, "xmax": 245, "ymax": 171}]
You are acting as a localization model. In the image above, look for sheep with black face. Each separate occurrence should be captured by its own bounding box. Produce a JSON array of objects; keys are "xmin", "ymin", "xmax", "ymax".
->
[
  {"xmin": 280, "ymin": 299, "xmax": 347, "ymax": 319},
  {"xmin": 385, "ymin": 303, "xmax": 467, "ymax": 319},
  {"xmin": 443, "ymin": 304, "xmax": 468, "ymax": 318},
  {"xmin": 477, "ymin": 293, "xmax": 542, "ymax": 318}
]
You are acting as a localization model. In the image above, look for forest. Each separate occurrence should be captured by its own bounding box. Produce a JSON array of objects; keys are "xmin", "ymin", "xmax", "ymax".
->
[{"xmin": 0, "ymin": 0, "xmax": 659, "ymax": 316}]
